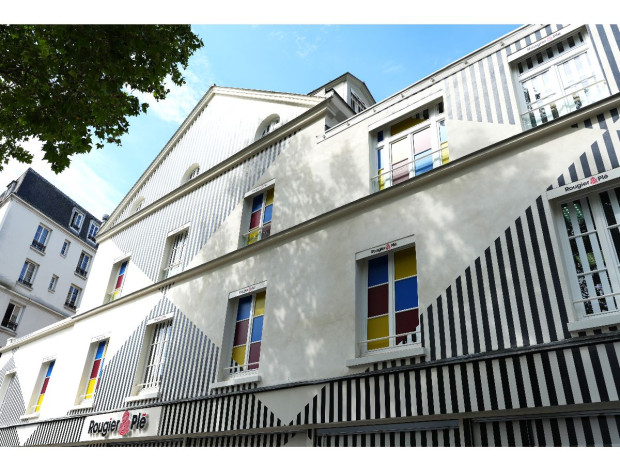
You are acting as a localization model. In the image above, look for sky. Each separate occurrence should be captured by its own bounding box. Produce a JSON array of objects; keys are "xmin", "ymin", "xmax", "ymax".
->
[{"xmin": 0, "ymin": 23, "xmax": 521, "ymax": 220}]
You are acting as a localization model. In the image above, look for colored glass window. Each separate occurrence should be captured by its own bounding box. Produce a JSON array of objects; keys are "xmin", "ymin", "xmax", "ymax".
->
[
  {"xmin": 365, "ymin": 246, "xmax": 419, "ymax": 352},
  {"xmin": 230, "ymin": 290, "xmax": 267, "ymax": 372},
  {"xmin": 84, "ymin": 340, "xmax": 108, "ymax": 401},
  {"xmin": 247, "ymin": 188, "xmax": 274, "ymax": 245},
  {"xmin": 35, "ymin": 361, "xmax": 55, "ymax": 412},
  {"xmin": 111, "ymin": 260, "xmax": 129, "ymax": 301}
]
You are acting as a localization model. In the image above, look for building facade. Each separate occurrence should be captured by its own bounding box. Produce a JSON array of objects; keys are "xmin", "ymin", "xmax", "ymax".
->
[
  {"xmin": 1, "ymin": 24, "xmax": 620, "ymax": 447},
  {"xmin": 0, "ymin": 169, "xmax": 101, "ymax": 347}
]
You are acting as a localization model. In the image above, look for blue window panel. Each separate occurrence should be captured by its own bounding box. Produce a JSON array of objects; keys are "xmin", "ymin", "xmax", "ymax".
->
[
  {"xmin": 251, "ymin": 194, "xmax": 264, "ymax": 212},
  {"xmin": 119, "ymin": 261, "xmax": 128, "ymax": 276},
  {"xmin": 263, "ymin": 204, "xmax": 273, "ymax": 223},
  {"xmin": 46, "ymin": 361, "xmax": 55, "ymax": 377},
  {"xmin": 368, "ymin": 255, "xmax": 389, "ymax": 287},
  {"xmin": 415, "ymin": 155, "xmax": 433, "ymax": 176},
  {"xmin": 377, "ymin": 131, "xmax": 384, "ymax": 143},
  {"xmin": 395, "ymin": 276, "xmax": 418, "ymax": 311},
  {"xmin": 237, "ymin": 296, "xmax": 253, "ymax": 321},
  {"xmin": 251, "ymin": 315, "xmax": 263, "ymax": 343},
  {"xmin": 377, "ymin": 148, "xmax": 383, "ymax": 170},
  {"xmin": 95, "ymin": 341, "xmax": 107, "ymax": 359}
]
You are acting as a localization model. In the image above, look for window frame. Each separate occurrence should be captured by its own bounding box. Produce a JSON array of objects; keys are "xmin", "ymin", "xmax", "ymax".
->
[
  {"xmin": 1, "ymin": 302, "xmax": 23, "ymax": 332},
  {"xmin": 105, "ymin": 257, "xmax": 130, "ymax": 303},
  {"xmin": 551, "ymin": 181, "xmax": 620, "ymax": 331},
  {"xmin": 65, "ymin": 284, "xmax": 82, "ymax": 310},
  {"xmin": 60, "ymin": 240, "xmax": 70, "ymax": 257},
  {"xmin": 31, "ymin": 224, "xmax": 51, "ymax": 253},
  {"xmin": 23, "ymin": 358, "xmax": 55, "ymax": 418},
  {"xmin": 87, "ymin": 221, "xmax": 99, "ymax": 244},
  {"xmin": 73, "ymin": 337, "xmax": 109, "ymax": 407},
  {"xmin": 17, "ymin": 260, "xmax": 38, "ymax": 288},
  {"xmin": 75, "ymin": 251, "xmax": 92, "ymax": 279},
  {"xmin": 511, "ymin": 27, "xmax": 609, "ymax": 130},
  {"xmin": 161, "ymin": 225, "xmax": 190, "ymax": 280},
  {"xmin": 126, "ymin": 313, "xmax": 173, "ymax": 402},
  {"xmin": 70, "ymin": 208, "xmax": 85, "ymax": 232},
  {"xmin": 370, "ymin": 100, "xmax": 447, "ymax": 193},
  {"xmin": 48, "ymin": 274, "xmax": 59, "ymax": 293},
  {"xmin": 241, "ymin": 180, "xmax": 275, "ymax": 247},
  {"xmin": 347, "ymin": 236, "xmax": 425, "ymax": 367}
]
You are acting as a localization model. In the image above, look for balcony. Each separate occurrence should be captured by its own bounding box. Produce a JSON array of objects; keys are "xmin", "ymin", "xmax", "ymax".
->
[
  {"xmin": 17, "ymin": 278, "xmax": 32, "ymax": 289},
  {"xmin": 30, "ymin": 240, "xmax": 46, "ymax": 253},
  {"xmin": 520, "ymin": 80, "xmax": 609, "ymax": 129},
  {"xmin": 64, "ymin": 301, "xmax": 77, "ymax": 310},
  {"xmin": 0, "ymin": 321, "xmax": 18, "ymax": 332},
  {"xmin": 243, "ymin": 224, "xmax": 271, "ymax": 246}
]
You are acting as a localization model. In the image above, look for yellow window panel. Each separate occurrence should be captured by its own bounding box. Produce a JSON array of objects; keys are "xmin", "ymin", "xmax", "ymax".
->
[
  {"xmin": 441, "ymin": 142, "xmax": 450, "ymax": 165},
  {"xmin": 391, "ymin": 117, "xmax": 425, "ymax": 136},
  {"xmin": 265, "ymin": 188, "xmax": 274, "ymax": 205},
  {"xmin": 248, "ymin": 230, "xmax": 259, "ymax": 245},
  {"xmin": 378, "ymin": 168, "xmax": 385, "ymax": 191},
  {"xmin": 390, "ymin": 137, "xmax": 410, "ymax": 164},
  {"xmin": 232, "ymin": 346, "xmax": 246, "ymax": 367},
  {"xmin": 367, "ymin": 315, "xmax": 389, "ymax": 351},
  {"xmin": 254, "ymin": 291, "xmax": 266, "ymax": 316},
  {"xmin": 35, "ymin": 394, "xmax": 45, "ymax": 412},
  {"xmin": 394, "ymin": 247, "xmax": 417, "ymax": 279},
  {"xmin": 85, "ymin": 379, "xmax": 97, "ymax": 398}
]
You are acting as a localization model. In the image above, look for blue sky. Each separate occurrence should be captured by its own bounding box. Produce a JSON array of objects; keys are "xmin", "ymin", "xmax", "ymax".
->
[{"xmin": 0, "ymin": 24, "xmax": 519, "ymax": 219}]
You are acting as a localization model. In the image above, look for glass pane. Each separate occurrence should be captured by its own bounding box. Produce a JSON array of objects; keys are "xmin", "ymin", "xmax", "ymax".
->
[
  {"xmin": 367, "ymin": 315, "xmax": 389, "ymax": 350},
  {"xmin": 233, "ymin": 320, "xmax": 249, "ymax": 347},
  {"xmin": 89, "ymin": 359, "xmax": 102, "ymax": 379},
  {"xmin": 237, "ymin": 296, "xmax": 252, "ymax": 321},
  {"xmin": 395, "ymin": 309, "xmax": 419, "ymax": 345},
  {"xmin": 394, "ymin": 247, "xmax": 416, "ymax": 280},
  {"xmin": 390, "ymin": 137, "xmax": 410, "ymax": 164},
  {"xmin": 251, "ymin": 315, "xmax": 263, "ymax": 343},
  {"xmin": 395, "ymin": 276, "xmax": 418, "ymax": 311},
  {"xmin": 248, "ymin": 342, "xmax": 261, "ymax": 369},
  {"xmin": 263, "ymin": 204, "xmax": 273, "ymax": 223},
  {"xmin": 249, "ymin": 210, "xmax": 262, "ymax": 230},
  {"xmin": 414, "ymin": 154, "xmax": 433, "ymax": 176},
  {"xmin": 251, "ymin": 194, "xmax": 263, "ymax": 212},
  {"xmin": 368, "ymin": 255, "xmax": 388, "ymax": 287},
  {"xmin": 254, "ymin": 291, "xmax": 266, "ymax": 317},
  {"xmin": 413, "ymin": 128, "xmax": 431, "ymax": 155},
  {"xmin": 368, "ymin": 284, "xmax": 389, "ymax": 318},
  {"xmin": 231, "ymin": 346, "xmax": 246, "ymax": 367},
  {"xmin": 392, "ymin": 159, "xmax": 409, "ymax": 185}
]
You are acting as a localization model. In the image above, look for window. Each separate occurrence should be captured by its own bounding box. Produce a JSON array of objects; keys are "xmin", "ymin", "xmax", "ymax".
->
[
  {"xmin": 31, "ymin": 224, "xmax": 51, "ymax": 252},
  {"xmin": 106, "ymin": 259, "xmax": 129, "ymax": 303},
  {"xmin": 27, "ymin": 360, "xmax": 55, "ymax": 414},
  {"xmin": 76, "ymin": 339, "xmax": 108, "ymax": 405},
  {"xmin": 18, "ymin": 260, "xmax": 38, "ymax": 288},
  {"xmin": 228, "ymin": 289, "xmax": 266, "ymax": 375},
  {"xmin": 372, "ymin": 101, "xmax": 448, "ymax": 192},
  {"xmin": 1, "ymin": 302, "xmax": 23, "ymax": 332},
  {"xmin": 161, "ymin": 228, "xmax": 188, "ymax": 280},
  {"xmin": 70, "ymin": 208, "xmax": 85, "ymax": 232},
  {"xmin": 87, "ymin": 221, "xmax": 99, "ymax": 243},
  {"xmin": 356, "ymin": 240, "xmax": 420, "ymax": 358},
  {"xmin": 129, "ymin": 315, "xmax": 173, "ymax": 400},
  {"xmin": 515, "ymin": 28, "xmax": 609, "ymax": 129},
  {"xmin": 60, "ymin": 240, "xmax": 70, "ymax": 256},
  {"xmin": 181, "ymin": 164, "xmax": 200, "ymax": 184},
  {"xmin": 557, "ymin": 186, "xmax": 620, "ymax": 322},
  {"xmin": 48, "ymin": 275, "xmax": 58, "ymax": 292},
  {"xmin": 75, "ymin": 251, "xmax": 91, "ymax": 278},
  {"xmin": 65, "ymin": 284, "xmax": 82, "ymax": 310},
  {"xmin": 244, "ymin": 187, "xmax": 274, "ymax": 245},
  {"xmin": 351, "ymin": 90, "xmax": 367, "ymax": 113},
  {"xmin": 255, "ymin": 114, "xmax": 280, "ymax": 140},
  {"xmin": 132, "ymin": 197, "xmax": 145, "ymax": 214}
]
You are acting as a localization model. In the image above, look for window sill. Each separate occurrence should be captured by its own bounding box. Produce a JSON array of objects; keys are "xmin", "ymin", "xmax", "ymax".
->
[
  {"xmin": 30, "ymin": 246, "xmax": 46, "ymax": 256},
  {"xmin": 566, "ymin": 311, "xmax": 620, "ymax": 332},
  {"xmin": 211, "ymin": 372, "xmax": 261, "ymax": 390},
  {"xmin": 15, "ymin": 281, "xmax": 33, "ymax": 291},
  {"xmin": 69, "ymin": 401, "xmax": 94, "ymax": 411},
  {"xmin": 0, "ymin": 325, "xmax": 17, "ymax": 335},
  {"xmin": 125, "ymin": 389, "xmax": 160, "ymax": 403},
  {"xmin": 74, "ymin": 272, "xmax": 88, "ymax": 280},
  {"xmin": 346, "ymin": 345, "xmax": 426, "ymax": 368},
  {"xmin": 20, "ymin": 412, "xmax": 40, "ymax": 421}
]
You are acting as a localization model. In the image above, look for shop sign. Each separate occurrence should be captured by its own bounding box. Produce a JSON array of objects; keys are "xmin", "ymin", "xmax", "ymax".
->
[
  {"xmin": 355, "ymin": 235, "xmax": 416, "ymax": 260},
  {"xmin": 547, "ymin": 168, "xmax": 620, "ymax": 200},
  {"xmin": 80, "ymin": 406, "xmax": 161, "ymax": 442}
]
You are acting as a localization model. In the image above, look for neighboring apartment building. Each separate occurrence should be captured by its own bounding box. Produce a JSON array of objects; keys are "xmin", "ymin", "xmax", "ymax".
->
[
  {"xmin": 0, "ymin": 169, "xmax": 101, "ymax": 347},
  {"xmin": 1, "ymin": 24, "xmax": 620, "ymax": 447}
]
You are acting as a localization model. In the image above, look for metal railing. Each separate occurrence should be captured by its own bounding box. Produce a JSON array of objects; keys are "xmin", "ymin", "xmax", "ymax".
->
[
  {"xmin": 17, "ymin": 278, "xmax": 32, "ymax": 288},
  {"xmin": 370, "ymin": 145, "xmax": 449, "ymax": 193},
  {"xmin": 242, "ymin": 224, "xmax": 271, "ymax": 245},
  {"xmin": 358, "ymin": 330, "xmax": 421, "ymax": 353},
  {"xmin": 0, "ymin": 321, "xmax": 18, "ymax": 331},
  {"xmin": 226, "ymin": 362, "xmax": 259, "ymax": 374},
  {"xmin": 75, "ymin": 267, "xmax": 88, "ymax": 278},
  {"xmin": 520, "ymin": 80, "xmax": 609, "ymax": 129},
  {"xmin": 64, "ymin": 301, "xmax": 77, "ymax": 310},
  {"xmin": 30, "ymin": 240, "xmax": 46, "ymax": 252}
]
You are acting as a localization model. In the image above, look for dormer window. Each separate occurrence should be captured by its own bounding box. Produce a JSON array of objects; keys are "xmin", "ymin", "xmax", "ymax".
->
[
  {"xmin": 351, "ymin": 90, "xmax": 367, "ymax": 113},
  {"xmin": 87, "ymin": 221, "xmax": 99, "ymax": 243},
  {"xmin": 132, "ymin": 197, "xmax": 145, "ymax": 214},
  {"xmin": 70, "ymin": 208, "xmax": 85, "ymax": 232},
  {"xmin": 255, "ymin": 115, "xmax": 280, "ymax": 141}
]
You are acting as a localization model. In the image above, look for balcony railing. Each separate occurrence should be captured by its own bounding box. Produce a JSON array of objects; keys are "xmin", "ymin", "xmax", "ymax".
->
[
  {"xmin": 64, "ymin": 301, "xmax": 77, "ymax": 310},
  {"xmin": 370, "ymin": 145, "xmax": 449, "ymax": 193},
  {"xmin": 87, "ymin": 234, "xmax": 97, "ymax": 242},
  {"xmin": 520, "ymin": 80, "xmax": 609, "ymax": 129},
  {"xmin": 75, "ymin": 267, "xmax": 88, "ymax": 278},
  {"xmin": 30, "ymin": 240, "xmax": 46, "ymax": 252},
  {"xmin": 243, "ymin": 224, "xmax": 271, "ymax": 245},
  {"xmin": 358, "ymin": 329, "xmax": 421, "ymax": 353},
  {"xmin": 226, "ymin": 361, "xmax": 259, "ymax": 374},
  {"xmin": 1, "ymin": 321, "xmax": 18, "ymax": 331},
  {"xmin": 17, "ymin": 278, "xmax": 32, "ymax": 288}
]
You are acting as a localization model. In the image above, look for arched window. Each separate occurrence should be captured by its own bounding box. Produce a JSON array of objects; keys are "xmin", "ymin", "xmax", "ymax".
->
[
  {"xmin": 255, "ymin": 114, "xmax": 280, "ymax": 141},
  {"xmin": 181, "ymin": 164, "xmax": 200, "ymax": 184},
  {"xmin": 132, "ymin": 196, "xmax": 145, "ymax": 214}
]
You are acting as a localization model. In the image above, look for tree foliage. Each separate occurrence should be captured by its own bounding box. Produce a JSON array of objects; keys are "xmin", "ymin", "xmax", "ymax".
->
[{"xmin": 0, "ymin": 25, "xmax": 203, "ymax": 172}]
